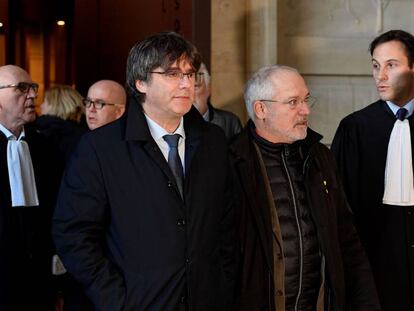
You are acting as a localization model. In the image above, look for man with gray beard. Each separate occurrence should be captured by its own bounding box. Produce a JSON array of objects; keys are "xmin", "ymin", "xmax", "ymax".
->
[{"xmin": 230, "ymin": 65, "xmax": 380, "ymax": 311}]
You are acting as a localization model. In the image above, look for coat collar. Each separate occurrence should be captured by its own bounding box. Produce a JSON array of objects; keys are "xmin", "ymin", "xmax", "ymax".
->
[
  {"xmin": 124, "ymin": 96, "xmax": 204, "ymax": 144},
  {"xmin": 231, "ymin": 120, "xmax": 323, "ymax": 161},
  {"xmin": 123, "ymin": 97, "xmax": 205, "ymax": 199},
  {"xmin": 230, "ymin": 120, "xmax": 324, "ymax": 271}
]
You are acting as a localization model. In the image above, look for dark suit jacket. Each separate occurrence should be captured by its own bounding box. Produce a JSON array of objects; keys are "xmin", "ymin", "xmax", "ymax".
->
[
  {"xmin": 208, "ymin": 102, "xmax": 242, "ymax": 140},
  {"xmin": 53, "ymin": 98, "xmax": 236, "ymax": 311},
  {"xmin": 0, "ymin": 122, "xmax": 63, "ymax": 311}
]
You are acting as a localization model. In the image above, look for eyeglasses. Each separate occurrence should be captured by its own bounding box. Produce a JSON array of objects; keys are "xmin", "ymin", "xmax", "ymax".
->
[
  {"xmin": 195, "ymin": 72, "xmax": 205, "ymax": 87},
  {"xmin": 259, "ymin": 95, "xmax": 317, "ymax": 109},
  {"xmin": 150, "ymin": 69, "xmax": 196, "ymax": 82},
  {"xmin": 0, "ymin": 82, "xmax": 39, "ymax": 94},
  {"xmin": 82, "ymin": 98, "xmax": 117, "ymax": 110}
]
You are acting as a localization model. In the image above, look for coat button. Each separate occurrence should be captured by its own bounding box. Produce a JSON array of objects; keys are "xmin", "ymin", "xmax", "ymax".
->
[
  {"xmin": 177, "ymin": 219, "xmax": 186, "ymax": 227},
  {"xmin": 276, "ymin": 289, "xmax": 283, "ymax": 296},
  {"xmin": 167, "ymin": 181, "xmax": 173, "ymax": 187}
]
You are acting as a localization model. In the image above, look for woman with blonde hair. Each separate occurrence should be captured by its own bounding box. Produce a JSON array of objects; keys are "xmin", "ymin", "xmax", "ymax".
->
[{"xmin": 36, "ymin": 85, "xmax": 88, "ymax": 162}]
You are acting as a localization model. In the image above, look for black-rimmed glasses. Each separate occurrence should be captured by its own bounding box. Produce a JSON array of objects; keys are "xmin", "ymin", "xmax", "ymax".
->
[
  {"xmin": 259, "ymin": 95, "xmax": 317, "ymax": 109},
  {"xmin": 82, "ymin": 98, "xmax": 117, "ymax": 110},
  {"xmin": 0, "ymin": 82, "xmax": 39, "ymax": 94}
]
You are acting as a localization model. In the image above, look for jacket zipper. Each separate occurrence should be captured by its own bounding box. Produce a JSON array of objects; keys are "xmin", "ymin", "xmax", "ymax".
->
[{"xmin": 282, "ymin": 149, "xmax": 304, "ymax": 311}]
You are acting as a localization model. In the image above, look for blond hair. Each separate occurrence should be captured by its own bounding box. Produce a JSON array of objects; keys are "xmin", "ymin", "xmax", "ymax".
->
[{"xmin": 44, "ymin": 85, "xmax": 84, "ymax": 122}]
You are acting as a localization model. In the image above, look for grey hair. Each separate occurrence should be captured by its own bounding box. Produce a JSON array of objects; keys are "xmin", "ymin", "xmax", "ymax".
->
[{"xmin": 244, "ymin": 64, "xmax": 299, "ymax": 119}]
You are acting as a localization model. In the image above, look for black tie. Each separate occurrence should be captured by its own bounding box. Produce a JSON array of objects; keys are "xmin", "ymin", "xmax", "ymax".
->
[
  {"xmin": 396, "ymin": 108, "xmax": 408, "ymax": 121},
  {"xmin": 163, "ymin": 134, "xmax": 184, "ymax": 197}
]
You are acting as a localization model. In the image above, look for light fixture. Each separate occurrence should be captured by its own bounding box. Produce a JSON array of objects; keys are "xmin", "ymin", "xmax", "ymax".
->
[
  {"xmin": 0, "ymin": 22, "xmax": 3, "ymax": 28},
  {"xmin": 57, "ymin": 20, "xmax": 65, "ymax": 26}
]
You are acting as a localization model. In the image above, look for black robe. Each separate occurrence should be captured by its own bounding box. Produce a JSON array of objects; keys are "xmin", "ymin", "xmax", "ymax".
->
[
  {"xmin": 0, "ymin": 122, "xmax": 63, "ymax": 311},
  {"xmin": 331, "ymin": 100, "xmax": 414, "ymax": 311}
]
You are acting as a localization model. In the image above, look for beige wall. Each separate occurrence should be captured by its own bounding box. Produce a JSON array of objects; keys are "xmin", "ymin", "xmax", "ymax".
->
[
  {"xmin": 211, "ymin": 0, "xmax": 414, "ymax": 144},
  {"xmin": 211, "ymin": 0, "xmax": 248, "ymax": 124}
]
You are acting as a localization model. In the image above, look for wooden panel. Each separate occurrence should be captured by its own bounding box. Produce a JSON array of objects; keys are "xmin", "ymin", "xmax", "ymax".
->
[
  {"xmin": 73, "ymin": 0, "xmax": 202, "ymax": 96},
  {"xmin": 193, "ymin": 0, "xmax": 211, "ymax": 68}
]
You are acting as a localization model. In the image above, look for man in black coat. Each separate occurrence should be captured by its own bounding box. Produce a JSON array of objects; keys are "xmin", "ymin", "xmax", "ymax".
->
[
  {"xmin": 230, "ymin": 65, "xmax": 380, "ymax": 311},
  {"xmin": 332, "ymin": 29, "xmax": 414, "ymax": 311},
  {"xmin": 0, "ymin": 65, "xmax": 63, "ymax": 310},
  {"xmin": 53, "ymin": 32, "xmax": 236, "ymax": 311}
]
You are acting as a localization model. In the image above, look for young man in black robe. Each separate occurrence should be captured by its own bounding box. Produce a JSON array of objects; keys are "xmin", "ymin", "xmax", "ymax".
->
[{"xmin": 332, "ymin": 29, "xmax": 414, "ymax": 311}]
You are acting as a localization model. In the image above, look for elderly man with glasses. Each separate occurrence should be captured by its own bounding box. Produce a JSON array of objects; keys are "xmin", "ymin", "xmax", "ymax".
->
[
  {"xmin": 53, "ymin": 32, "xmax": 236, "ymax": 311},
  {"xmin": 230, "ymin": 64, "xmax": 380, "ymax": 311},
  {"xmin": 83, "ymin": 79, "xmax": 126, "ymax": 130},
  {"xmin": 0, "ymin": 65, "xmax": 63, "ymax": 310}
]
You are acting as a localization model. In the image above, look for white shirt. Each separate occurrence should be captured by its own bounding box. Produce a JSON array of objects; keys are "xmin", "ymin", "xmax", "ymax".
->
[
  {"xmin": 383, "ymin": 99, "xmax": 414, "ymax": 206},
  {"xmin": 144, "ymin": 114, "xmax": 186, "ymax": 172},
  {"xmin": 0, "ymin": 123, "xmax": 39, "ymax": 207}
]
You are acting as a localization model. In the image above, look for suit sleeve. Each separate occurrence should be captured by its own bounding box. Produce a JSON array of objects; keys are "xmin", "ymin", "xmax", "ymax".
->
[
  {"xmin": 320, "ymin": 145, "xmax": 380, "ymax": 310},
  {"xmin": 213, "ymin": 139, "xmax": 237, "ymax": 309},
  {"xmin": 52, "ymin": 136, "xmax": 125, "ymax": 311},
  {"xmin": 331, "ymin": 117, "xmax": 360, "ymax": 212},
  {"xmin": 335, "ymin": 171, "xmax": 381, "ymax": 310}
]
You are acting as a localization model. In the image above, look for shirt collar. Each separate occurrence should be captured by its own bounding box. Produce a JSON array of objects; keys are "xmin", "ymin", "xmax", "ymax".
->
[
  {"xmin": 144, "ymin": 114, "xmax": 186, "ymax": 141},
  {"xmin": 0, "ymin": 123, "xmax": 25, "ymax": 140},
  {"xmin": 386, "ymin": 99, "xmax": 414, "ymax": 118},
  {"xmin": 202, "ymin": 107, "xmax": 210, "ymax": 122}
]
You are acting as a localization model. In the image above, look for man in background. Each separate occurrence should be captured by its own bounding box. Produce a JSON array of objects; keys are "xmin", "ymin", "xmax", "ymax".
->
[
  {"xmin": 84, "ymin": 79, "xmax": 126, "ymax": 130},
  {"xmin": 194, "ymin": 63, "xmax": 242, "ymax": 139},
  {"xmin": 332, "ymin": 29, "xmax": 414, "ymax": 310}
]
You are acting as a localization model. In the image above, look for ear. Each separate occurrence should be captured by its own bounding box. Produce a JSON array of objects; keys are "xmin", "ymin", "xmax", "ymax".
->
[
  {"xmin": 253, "ymin": 100, "xmax": 266, "ymax": 120},
  {"xmin": 116, "ymin": 106, "xmax": 126, "ymax": 118},
  {"xmin": 135, "ymin": 80, "xmax": 147, "ymax": 93}
]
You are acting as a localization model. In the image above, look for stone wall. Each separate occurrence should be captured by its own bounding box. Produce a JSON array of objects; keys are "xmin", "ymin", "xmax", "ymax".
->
[{"xmin": 211, "ymin": 0, "xmax": 414, "ymax": 144}]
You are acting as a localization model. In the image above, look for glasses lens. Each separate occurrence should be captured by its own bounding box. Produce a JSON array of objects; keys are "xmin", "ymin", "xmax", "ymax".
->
[
  {"xmin": 95, "ymin": 101, "xmax": 105, "ymax": 109},
  {"xmin": 17, "ymin": 82, "xmax": 38, "ymax": 93},
  {"xmin": 83, "ymin": 98, "xmax": 106, "ymax": 109},
  {"xmin": 82, "ymin": 98, "xmax": 91, "ymax": 108},
  {"xmin": 18, "ymin": 83, "xmax": 30, "ymax": 93},
  {"xmin": 32, "ymin": 83, "xmax": 39, "ymax": 93}
]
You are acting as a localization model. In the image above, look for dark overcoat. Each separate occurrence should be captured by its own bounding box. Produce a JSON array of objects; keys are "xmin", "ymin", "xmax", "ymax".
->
[
  {"xmin": 53, "ymin": 99, "xmax": 236, "ymax": 311},
  {"xmin": 230, "ymin": 123, "xmax": 380, "ymax": 311}
]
